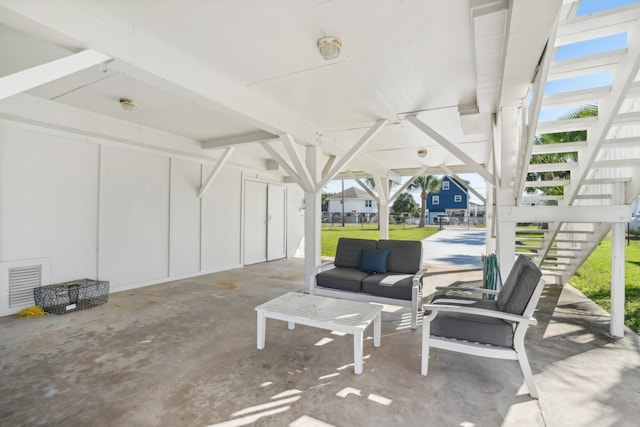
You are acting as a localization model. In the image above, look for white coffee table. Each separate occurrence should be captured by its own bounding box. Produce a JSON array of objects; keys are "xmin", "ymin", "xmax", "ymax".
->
[{"xmin": 255, "ymin": 292, "xmax": 382, "ymax": 374}]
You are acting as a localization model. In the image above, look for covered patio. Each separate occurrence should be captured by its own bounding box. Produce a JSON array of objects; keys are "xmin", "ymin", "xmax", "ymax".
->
[{"xmin": 1, "ymin": 257, "xmax": 638, "ymax": 426}]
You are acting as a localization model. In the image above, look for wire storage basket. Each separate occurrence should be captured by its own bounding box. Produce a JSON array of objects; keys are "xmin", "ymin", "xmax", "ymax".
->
[{"xmin": 33, "ymin": 279, "xmax": 109, "ymax": 314}]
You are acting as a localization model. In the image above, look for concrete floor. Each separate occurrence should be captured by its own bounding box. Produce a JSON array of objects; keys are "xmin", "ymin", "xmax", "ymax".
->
[{"xmin": 1, "ymin": 258, "xmax": 639, "ymax": 427}]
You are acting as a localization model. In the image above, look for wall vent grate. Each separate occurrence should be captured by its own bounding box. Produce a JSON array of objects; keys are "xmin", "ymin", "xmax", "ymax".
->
[{"xmin": 9, "ymin": 265, "xmax": 42, "ymax": 308}]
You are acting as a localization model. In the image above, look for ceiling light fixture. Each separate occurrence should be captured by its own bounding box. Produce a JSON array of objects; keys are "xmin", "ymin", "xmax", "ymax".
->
[
  {"xmin": 317, "ymin": 36, "xmax": 342, "ymax": 60},
  {"xmin": 119, "ymin": 98, "xmax": 138, "ymax": 112},
  {"xmin": 417, "ymin": 148, "xmax": 428, "ymax": 158}
]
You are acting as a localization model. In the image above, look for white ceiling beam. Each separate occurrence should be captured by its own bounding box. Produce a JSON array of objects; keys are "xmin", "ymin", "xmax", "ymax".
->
[
  {"xmin": 0, "ymin": 48, "xmax": 110, "ymax": 101},
  {"xmin": 439, "ymin": 164, "xmax": 486, "ymax": 203},
  {"xmin": 353, "ymin": 178, "xmax": 379, "ymax": 203},
  {"xmin": 500, "ymin": 205, "xmax": 631, "ymax": 223},
  {"xmin": 318, "ymin": 120, "xmax": 387, "ymax": 190},
  {"xmin": 280, "ymin": 134, "xmax": 315, "ymax": 193},
  {"xmin": 555, "ymin": 3, "xmax": 640, "ymax": 46},
  {"xmin": 390, "ymin": 165, "xmax": 430, "ymax": 201},
  {"xmin": 201, "ymin": 131, "xmax": 277, "ymax": 150},
  {"xmin": 405, "ymin": 115, "xmax": 495, "ymax": 186},
  {"xmin": 260, "ymin": 142, "xmax": 305, "ymax": 190},
  {"xmin": 321, "ymin": 155, "xmax": 337, "ymax": 179},
  {"xmin": 198, "ymin": 147, "xmax": 234, "ymax": 198},
  {"xmin": 0, "ymin": 2, "xmax": 329, "ymax": 146}
]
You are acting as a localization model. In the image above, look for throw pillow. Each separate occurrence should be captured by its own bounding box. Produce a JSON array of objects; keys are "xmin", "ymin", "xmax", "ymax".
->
[{"xmin": 359, "ymin": 248, "xmax": 389, "ymax": 274}]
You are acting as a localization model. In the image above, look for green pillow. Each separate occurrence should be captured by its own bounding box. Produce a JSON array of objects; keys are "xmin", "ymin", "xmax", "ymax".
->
[{"xmin": 359, "ymin": 248, "xmax": 389, "ymax": 274}]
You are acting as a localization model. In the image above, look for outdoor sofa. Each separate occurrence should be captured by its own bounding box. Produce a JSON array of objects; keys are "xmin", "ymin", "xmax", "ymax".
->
[{"xmin": 312, "ymin": 237, "xmax": 425, "ymax": 329}]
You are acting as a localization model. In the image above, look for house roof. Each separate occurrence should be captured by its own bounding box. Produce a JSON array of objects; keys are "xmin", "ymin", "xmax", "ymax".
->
[{"xmin": 328, "ymin": 187, "xmax": 371, "ymax": 200}]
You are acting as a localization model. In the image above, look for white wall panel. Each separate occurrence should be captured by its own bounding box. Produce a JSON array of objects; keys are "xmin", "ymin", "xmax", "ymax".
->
[
  {"xmin": 169, "ymin": 158, "xmax": 201, "ymax": 276},
  {"xmin": 0, "ymin": 126, "xmax": 98, "ymax": 282},
  {"xmin": 201, "ymin": 166, "xmax": 242, "ymax": 271},
  {"xmin": 100, "ymin": 147, "xmax": 170, "ymax": 288}
]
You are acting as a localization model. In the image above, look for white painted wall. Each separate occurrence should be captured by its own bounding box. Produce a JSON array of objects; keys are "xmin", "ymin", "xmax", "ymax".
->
[
  {"xmin": 0, "ymin": 117, "xmax": 305, "ymax": 315},
  {"xmin": 0, "ymin": 126, "xmax": 99, "ymax": 281}
]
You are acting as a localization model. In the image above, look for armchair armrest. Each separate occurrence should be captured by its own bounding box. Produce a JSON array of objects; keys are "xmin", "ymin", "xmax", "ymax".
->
[
  {"xmin": 423, "ymin": 303, "xmax": 537, "ymax": 326},
  {"xmin": 412, "ymin": 269, "xmax": 426, "ymax": 290},
  {"xmin": 435, "ymin": 286, "xmax": 500, "ymax": 296},
  {"xmin": 314, "ymin": 260, "xmax": 335, "ymax": 275}
]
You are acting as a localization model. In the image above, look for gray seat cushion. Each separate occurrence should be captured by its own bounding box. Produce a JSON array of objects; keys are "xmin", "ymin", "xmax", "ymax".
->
[
  {"xmin": 377, "ymin": 239, "xmax": 422, "ymax": 274},
  {"xmin": 362, "ymin": 273, "xmax": 414, "ymax": 300},
  {"xmin": 497, "ymin": 255, "xmax": 542, "ymax": 315},
  {"xmin": 316, "ymin": 267, "xmax": 370, "ymax": 292},
  {"xmin": 334, "ymin": 238, "xmax": 378, "ymax": 269},
  {"xmin": 428, "ymin": 296, "xmax": 514, "ymax": 347}
]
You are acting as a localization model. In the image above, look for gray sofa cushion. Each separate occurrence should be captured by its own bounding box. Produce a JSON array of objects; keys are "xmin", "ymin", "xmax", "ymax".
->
[
  {"xmin": 316, "ymin": 267, "xmax": 370, "ymax": 292},
  {"xmin": 429, "ymin": 296, "xmax": 514, "ymax": 347},
  {"xmin": 362, "ymin": 273, "xmax": 414, "ymax": 300},
  {"xmin": 377, "ymin": 239, "xmax": 422, "ymax": 274},
  {"xmin": 334, "ymin": 238, "xmax": 378, "ymax": 269},
  {"xmin": 497, "ymin": 255, "xmax": 542, "ymax": 315}
]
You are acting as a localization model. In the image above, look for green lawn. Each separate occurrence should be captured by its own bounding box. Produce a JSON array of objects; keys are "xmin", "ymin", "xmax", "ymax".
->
[
  {"xmin": 321, "ymin": 224, "xmax": 439, "ymax": 257},
  {"xmin": 569, "ymin": 236, "xmax": 640, "ymax": 334}
]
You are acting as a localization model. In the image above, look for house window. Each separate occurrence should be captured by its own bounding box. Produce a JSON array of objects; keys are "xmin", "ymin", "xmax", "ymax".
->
[
  {"xmin": 442, "ymin": 181, "xmax": 449, "ymax": 190},
  {"xmin": 365, "ymin": 200, "xmax": 372, "ymax": 207},
  {"xmin": 432, "ymin": 195, "xmax": 439, "ymax": 205},
  {"xmin": 454, "ymin": 195, "xmax": 462, "ymax": 202}
]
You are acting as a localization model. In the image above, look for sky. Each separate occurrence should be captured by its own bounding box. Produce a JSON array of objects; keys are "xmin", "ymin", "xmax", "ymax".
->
[{"xmin": 324, "ymin": 0, "xmax": 639, "ymax": 205}]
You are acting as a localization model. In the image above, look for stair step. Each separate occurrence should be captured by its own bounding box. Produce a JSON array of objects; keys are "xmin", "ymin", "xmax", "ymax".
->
[
  {"xmin": 542, "ymin": 260, "xmax": 572, "ymax": 265},
  {"xmin": 516, "ymin": 229, "xmax": 548, "ymax": 234},
  {"xmin": 575, "ymin": 194, "xmax": 612, "ymax": 200},
  {"xmin": 558, "ymin": 230, "xmax": 594, "ymax": 234},
  {"xmin": 542, "ymin": 271, "xmax": 564, "ymax": 276},
  {"xmin": 515, "ymin": 245, "xmax": 541, "ymax": 250},
  {"xmin": 515, "ymin": 252, "xmax": 537, "ymax": 257}
]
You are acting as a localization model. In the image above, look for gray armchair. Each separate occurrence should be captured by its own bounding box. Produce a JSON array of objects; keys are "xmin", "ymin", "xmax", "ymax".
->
[{"xmin": 421, "ymin": 254, "xmax": 545, "ymax": 398}]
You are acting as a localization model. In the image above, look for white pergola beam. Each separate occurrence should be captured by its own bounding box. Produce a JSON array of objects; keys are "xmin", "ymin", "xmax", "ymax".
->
[
  {"xmin": 548, "ymin": 49, "xmax": 625, "ymax": 81},
  {"xmin": 321, "ymin": 155, "xmax": 337, "ymax": 179},
  {"xmin": 0, "ymin": 49, "xmax": 110, "ymax": 101},
  {"xmin": 499, "ymin": 205, "xmax": 631, "ymax": 223},
  {"xmin": 390, "ymin": 165, "xmax": 430, "ymax": 201},
  {"xmin": 440, "ymin": 165, "xmax": 487, "ymax": 204},
  {"xmin": 260, "ymin": 142, "xmax": 305, "ymax": 190},
  {"xmin": 405, "ymin": 115, "xmax": 495, "ymax": 186},
  {"xmin": 318, "ymin": 120, "xmax": 388, "ymax": 190},
  {"xmin": 198, "ymin": 147, "xmax": 234, "ymax": 198},
  {"xmin": 353, "ymin": 178, "xmax": 380, "ymax": 203},
  {"xmin": 280, "ymin": 134, "xmax": 315, "ymax": 192},
  {"xmin": 531, "ymin": 140, "xmax": 586, "ymax": 155},
  {"xmin": 202, "ymin": 131, "xmax": 277, "ymax": 150}
]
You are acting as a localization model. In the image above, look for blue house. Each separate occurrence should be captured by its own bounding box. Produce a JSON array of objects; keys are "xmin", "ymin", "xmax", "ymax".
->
[{"xmin": 426, "ymin": 176, "xmax": 468, "ymax": 224}]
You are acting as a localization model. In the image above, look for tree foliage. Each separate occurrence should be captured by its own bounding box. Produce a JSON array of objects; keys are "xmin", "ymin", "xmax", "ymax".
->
[
  {"xmin": 392, "ymin": 192, "xmax": 418, "ymax": 218},
  {"xmin": 526, "ymin": 104, "xmax": 598, "ymax": 203},
  {"xmin": 408, "ymin": 175, "xmax": 441, "ymax": 227}
]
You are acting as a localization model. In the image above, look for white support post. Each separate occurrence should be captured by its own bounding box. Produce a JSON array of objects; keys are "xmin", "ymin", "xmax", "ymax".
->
[
  {"xmin": 611, "ymin": 182, "xmax": 626, "ymax": 337},
  {"xmin": 198, "ymin": 147, "xmax": 234, "ymax": 198},
  {"xmin": 304, "ymin": 146, "xmax": 322, "ymax": 293},
  {"xmin": 374, "ymin": 176, "xmax": 390, "ymax": 240},
  {"xmin": 611, "ymin": 222, "xmax": 625, "ymax": 338},
  {"xmin": 496, "ymin": 107, "xmax": 519, "ymax": 276},
  {"xmin": 0, "ymin": 49, "xmax": 111, "ymax": 101}
]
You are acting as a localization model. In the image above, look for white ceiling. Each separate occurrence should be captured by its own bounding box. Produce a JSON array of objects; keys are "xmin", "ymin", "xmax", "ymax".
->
[{"xmin": 0, "ymin": 0, "xmax": 562, "ymax": 179}]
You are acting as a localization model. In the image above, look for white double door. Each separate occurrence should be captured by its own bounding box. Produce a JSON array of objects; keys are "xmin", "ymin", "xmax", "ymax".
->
[{"xmin": 243, "ymin": 180, "xmax": 287, "ymax": 265}]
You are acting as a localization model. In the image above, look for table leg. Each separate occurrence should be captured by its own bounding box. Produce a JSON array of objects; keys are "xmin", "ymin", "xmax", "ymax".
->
[
  {"xmin": 373, "ymin": 312, "xmax": 381, "ymax": 348},
  {"xmin": 288, "ymin": 321, "xmax": 295, "ymax": 330},
  {"xmin": 257, "ymin": 310, "xmax": 266, "ymax": 350},
  {"xmin": 353, "ymin": 327, "xmax": 364, "ymax": 374}
]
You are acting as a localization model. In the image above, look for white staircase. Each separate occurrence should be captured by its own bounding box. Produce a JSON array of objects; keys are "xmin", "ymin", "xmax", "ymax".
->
[{"xmin": 520, "ymin": 0, "xmax": 640, "ymax": 285}]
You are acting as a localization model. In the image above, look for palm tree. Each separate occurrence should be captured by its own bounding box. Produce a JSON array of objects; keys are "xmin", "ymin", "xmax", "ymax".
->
[
  {"xmin": 408, "ymin": 175, "xmax": 441, "ymax": 227},
  {"xmin": 526, "ymin": 105, "xmax": 598, "ymax": 203}
]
